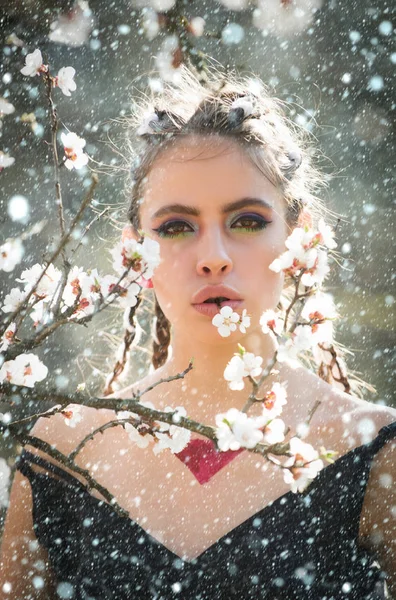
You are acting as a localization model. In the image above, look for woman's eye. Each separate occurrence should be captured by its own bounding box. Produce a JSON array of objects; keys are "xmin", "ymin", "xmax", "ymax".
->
[
  {"xmin": 153, "ymin": 220, "xmax": 194, "ymax": 238},
  {"xmin": 231, "ymin": 214, "xmax": 271, "ymax": 231}
]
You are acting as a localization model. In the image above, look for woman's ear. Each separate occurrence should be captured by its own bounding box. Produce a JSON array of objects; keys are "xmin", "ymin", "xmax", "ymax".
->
[{"xmin": 122, "ymin": 224, "xmax": 139, "ymax": 242}]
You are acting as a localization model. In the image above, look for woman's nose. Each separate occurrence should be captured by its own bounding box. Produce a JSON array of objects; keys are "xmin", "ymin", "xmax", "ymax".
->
[{"xmin": 196, "ymin": 229, "xmax": 233, "ymax": 277}]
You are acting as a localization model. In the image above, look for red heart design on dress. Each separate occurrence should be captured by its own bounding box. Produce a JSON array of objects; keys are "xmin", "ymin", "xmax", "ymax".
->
[{"xmin": 175, "ymin": 438, "xmax": 245, "ymax": 485}]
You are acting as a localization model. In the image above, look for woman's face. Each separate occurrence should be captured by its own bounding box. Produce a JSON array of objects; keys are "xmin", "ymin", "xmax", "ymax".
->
[{"xmin": 138, "ymin": 135, "xmax": 289, "ymax": 344}]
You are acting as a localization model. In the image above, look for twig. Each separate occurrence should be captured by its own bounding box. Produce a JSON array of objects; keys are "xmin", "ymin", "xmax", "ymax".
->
[{"xmin": 0, "ymin": 174, "xmax": 99, "ymax": 337}]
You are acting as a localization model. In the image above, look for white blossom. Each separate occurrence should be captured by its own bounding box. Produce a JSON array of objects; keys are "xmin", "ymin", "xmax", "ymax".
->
[
  {"xmin": 17, "ymin": 263, "xmax": 62, "ymax": 299},
  {"xmin": 212, "ymin": 305, "xmax": 240, "ymax": 337},
  {"xmin": 260, "ymin": 382, "xmax": 288, "ymax": 421},
  {"xmin": 20, "ymin": 49, "xmax": 44, "ymax": 77},
  {"xmin": 283, "ymin": 436, "xmax": 324, "ymax": 492},
  {"xmin": 253, "ymin": 0, "xmax": 323, "ymax": 37},
  {"xmin": 111, "ymin": 236, "xmax": 160, "ymax": 281},
  {"xmin": 63, "ymin": 405, "xmax": 83, "ymax": 428},
  {"xmin": 0, "ymin": 152, "xmax": 15, "ymax": 169},
  {"xmin": 61, "ymin": 131, "xmax": 89, "ymax": 170},
  {"xmin": 0, "ymin": 98, "xmax": 15, "ymax": 116},
  {"xmin": 260, "ymin": 309, "xmax": 283, "ymax": 336},
  {"xmin": 261, "ymin": 417, "xmax": 286, "ymax": 445},
  {"xmin": 215, "ymin": 408, "xmax": 264, "ymax": 451},
  {"xmin": 300, "ymin": 249, "xmax": 330, "ymax": 287},
  {"xmin": 317, "ymin": 218, "xmax": 337, "ymax": 249},
  {"xmin": 56, "ymin": 66, "xmax": 77, "ymax": 97},
  {"xmin": 0, "ymin": 323, "xmax": 16, "ymax": 352},
  {"xmin": 0, "ymin": 353, "xmax": 48, "ymax": 388},
  {"xmin": 153, "ymin": 408, "xmax": 190, "ymax": 454},
  {"xmin": 1, "ymin": 288, "xmax": 27, "ymax": 314},
  {"xmin": 0, "ymin": 238, "xmax": 24, "ymax": 273},
  {"xmin": 49, "ymin": 3, "xmax": 95, "ymax": 47}
]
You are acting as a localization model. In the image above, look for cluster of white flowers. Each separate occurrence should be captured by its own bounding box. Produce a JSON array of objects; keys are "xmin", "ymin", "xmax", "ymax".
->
[
  {"xmin": 224, "ymin": 345, "xmax": 263, "ymax": 390},
  {"xmin": 20, "ymin": 49, "xmax": 86, "ymax": 170},
  {"xmin": 61, "ymin": 131, "xmax": 88, "ymax": 170},
  {"xmin": 269, "ymin": 218, "xmax": 336, "ymax": 288},
  {"xmin": 116, "ymin": 403, "xmax": 191, "ymax": 454},
  {"xmin": 20, "ymin": 49, "xmax": 77, "ymax": 97},
  {"xmin": 0, "ymin": 353, "xmax": 48, "ymax": 388},
  {"xmin": 0, "ymin": 238, "xmax": 24, "ymax": 273},
  {"xmin": 0, "ymin": 237, "xmax": 161, "ymax": 390},
  {"xmin": 212, "ymin": 306, "xmax": 250, "ymax": 338},
  {"xmin": 111, "ymin": 236, "xmax": 161, "ymax": 283}
]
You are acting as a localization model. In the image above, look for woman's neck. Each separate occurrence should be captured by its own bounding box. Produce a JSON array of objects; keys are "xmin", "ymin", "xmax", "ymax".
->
[{"xmin": 156, "ymin": 328, "xmax": 280, "ymax": 423}]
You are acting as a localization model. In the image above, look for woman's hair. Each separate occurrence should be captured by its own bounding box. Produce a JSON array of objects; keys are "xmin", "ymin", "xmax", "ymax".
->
[{"xmin": 118, "ymin": 64, "xmax": 370, "ymax": 398}]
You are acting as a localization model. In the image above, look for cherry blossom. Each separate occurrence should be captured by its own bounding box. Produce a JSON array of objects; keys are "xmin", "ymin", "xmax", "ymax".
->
[
  {"xmin": 0, "ymin": 152, "xmax": 15, "ymax": 170},
  {"xmin": 212, "ymin": 305, "xmax": 240, "ymax": 337},
  {"xmin": 317, "ymin": 218, "xmax": 337, "ymax": 249},
  {"xmin": 224, "ymin": 347, "xmax": 263, "ymax": 390},
  {"xmin": 0, "ymin": 323, "xmax": 16, "ymax": 352},
  {"xmin": 215, "ymin": 408, "xmax": 264, "ymax": 451},
  {"xmin": 269, "ymin": 221, "xmax": 334, "ymax": 288},
  {"xmin": 111, "ymin": 236, "xmax": 160, "ymax": 281},
  {"xmin": 0, "ymin": 238, "xmax": 24, "ymax": 272},
  {"xmin": 55, "ymin": 66, "xmax": 77, "ymax": 97},
  {"xmin": 153, "ymin": 406, "xmax": 191, "ymax": 454},
  {"xmin": 261, "ymin": 417, "xmax": 286, "ymax": 445},
  {"xmin": 0, "ymin": 98, "xmax": 15, "ymax": 116},
  {"xmin": 1, "ymin": 287, "xmax": 27, "ymax": 314},
  {"xmin": 62, "ymin": 405, "xmax": 83, "ymax": 428},
  {"xmin": 20, "ymin": 49, "xmax": 45, "ymax": 77},
  {"xmin": 0, "ymin": 353, "xmax": 48, "ymax": 388},
  {"xmin": 261, "ymin": 382, "xmax": 288, "ymax": 420},
  {"xmin": 282, "ymin": 436, "xmax": 324, "ymax": 493},
  {"xmin": 300, "ymin": 249, "xmax": 330, "ymax": 287},
  {"xmin": 238, "ymin": 308, "xmax": 251, "ymax": 333},
  {"xmin": 61, "ymin": 131, "xmax": 89, "ymax": 170},
  {"xmin": 48, "ymin": 2, "xmax": 95, "ymax": 47},
  {"xmin": 17, "ymin": 263, "xmax": 62, "ymax": 299},
  {"xmin": 253, "ymin": 0, "xmax": 323, "ymax": 37},
  {"xmin": 0, "ymin": 457, "xmax": 11, "ymax": 508},
  {"xmin": 260, "ymin": 309, "xmax": 283, "ymax": 336}
]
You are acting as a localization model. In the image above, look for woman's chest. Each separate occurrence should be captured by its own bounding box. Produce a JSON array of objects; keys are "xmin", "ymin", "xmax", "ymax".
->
[{"xmin": 78, "ymin": 413, "xmax": 355, "ymax": 561}]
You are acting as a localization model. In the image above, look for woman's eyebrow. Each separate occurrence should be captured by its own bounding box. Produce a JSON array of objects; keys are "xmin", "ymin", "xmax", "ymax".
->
[{"xmin": 151, "ymin": 197, "xmax": 274, "ymax": 220}]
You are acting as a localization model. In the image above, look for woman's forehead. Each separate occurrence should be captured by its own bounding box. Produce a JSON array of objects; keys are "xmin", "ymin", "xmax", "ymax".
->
[{"xmin": 142, "ymin": 136, "xmax": 284, "ymax": 212}]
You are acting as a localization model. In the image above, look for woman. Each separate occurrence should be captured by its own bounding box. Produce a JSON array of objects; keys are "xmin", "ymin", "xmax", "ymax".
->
[{"xmin": 1, "ymin": 66, "xmax": 395, "ymax": 599}]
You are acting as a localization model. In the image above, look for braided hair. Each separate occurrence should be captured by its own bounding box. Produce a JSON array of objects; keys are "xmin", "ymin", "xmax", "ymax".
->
[{"xmin": 152, "ymin": 295, "xmax": 171, "ymax": 370}]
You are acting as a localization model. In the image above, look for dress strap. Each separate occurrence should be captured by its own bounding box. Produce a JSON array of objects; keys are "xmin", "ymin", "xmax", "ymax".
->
[
  {"xmin": 368, "ymin": 420, "xmax": 396, "ymax": 457},
  {"xmin": 16, "ymin": 448, "xmax": 85, "ymax": 489}
]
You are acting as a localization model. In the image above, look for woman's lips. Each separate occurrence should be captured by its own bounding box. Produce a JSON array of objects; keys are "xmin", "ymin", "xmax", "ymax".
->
[{"xmin": 192, "ymin": 300, "xmax": 243, "ymax": 318}]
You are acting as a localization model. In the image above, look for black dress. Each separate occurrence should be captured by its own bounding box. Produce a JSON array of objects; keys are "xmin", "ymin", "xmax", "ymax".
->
[{"xmin": 16, "ymin": 421, "xmax": 396, "ymax": 599}]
